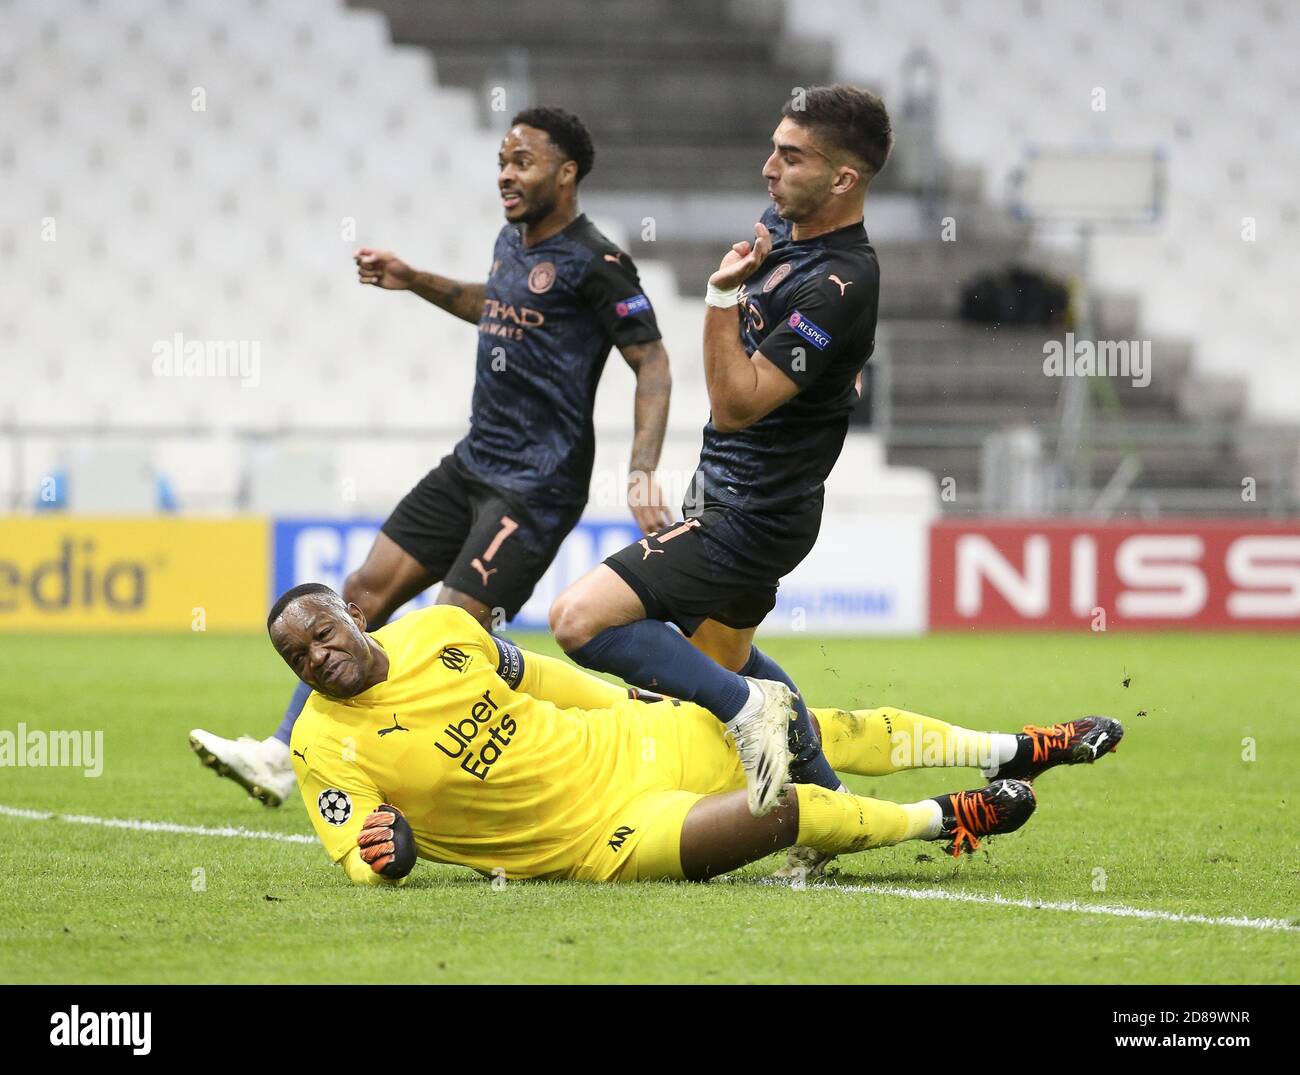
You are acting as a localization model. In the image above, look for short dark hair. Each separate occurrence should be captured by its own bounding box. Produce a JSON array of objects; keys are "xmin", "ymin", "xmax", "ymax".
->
[
  {"xmin": 781, "ymin": 84, "xmax": 893, "ymax": 180},
  {"xmin": 267, "ymin": 582, "xmax": 338, "ymax": 633},
  {"xmin": 510, "ymin": 106, "xmax": 595, "ymax": 182}
]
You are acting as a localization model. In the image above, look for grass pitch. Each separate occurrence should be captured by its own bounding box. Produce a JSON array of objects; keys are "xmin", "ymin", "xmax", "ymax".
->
[{"xmin": 1, "ymin": 629, "xmax": 1296, "ymax": 984}]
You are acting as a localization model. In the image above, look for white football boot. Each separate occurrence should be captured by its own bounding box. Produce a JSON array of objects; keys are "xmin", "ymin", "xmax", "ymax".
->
[
  {"xmin": 772, "ymin": 778, "xmax": 855, "ymax": 881},
  {"xmin": 726, "ymin": 678, "xmax": 794, "ymax": 817},
  {"xmin": 189, "ymin": 729, "xmax": 296, "ymax": 807},
  {"xmin": 773, "ymin": 841, "xmax": 836, "ymax": 882}
]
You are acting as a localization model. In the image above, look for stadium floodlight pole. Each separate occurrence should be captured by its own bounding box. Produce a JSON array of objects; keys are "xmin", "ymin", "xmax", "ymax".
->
[
  {"xmin": 1055, "ymin": 219, "xmax": 1091, "ymax": 513},
  {"xmin": 1010, "ymin": 146, "xmax": 1166, "ymax": 515}
]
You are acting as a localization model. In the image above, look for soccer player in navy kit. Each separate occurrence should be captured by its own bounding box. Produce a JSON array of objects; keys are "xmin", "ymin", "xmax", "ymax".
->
[
  {"xmin": 551, "ymin": 86, "xmax": 892, "ymax": 865},
  {"xmin": 192, "ymin": 107, "xmax": 674, "ymax": 806}
]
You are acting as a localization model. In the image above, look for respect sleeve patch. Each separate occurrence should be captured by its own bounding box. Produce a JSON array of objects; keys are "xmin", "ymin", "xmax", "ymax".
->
[
  {"xmin": 492, "ymin": 635, "xmax": 524, "ymax": 688},
  {"xmin": 787, "ymin": 310, "xmax": 832, "ymax": 350},
  {"xmin": 615, "ymin": 294, "xmax": 652, "ymax": 317}
]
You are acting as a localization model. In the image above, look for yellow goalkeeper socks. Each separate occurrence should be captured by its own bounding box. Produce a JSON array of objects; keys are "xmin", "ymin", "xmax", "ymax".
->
[
  {"xmin": 793, "ymin": 783, "xmax": 941, "ymax": 854},
  {"xmin": 811, "ymin": 706, "xmax": 1015, "ymax": 776}
]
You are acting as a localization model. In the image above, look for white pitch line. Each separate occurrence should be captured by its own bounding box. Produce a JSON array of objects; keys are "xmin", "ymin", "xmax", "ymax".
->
[
  {"xmin": 4, "ymin": 803, "xmax": 1296, "ymax": 934},
  {"xmin": 805, "ymin": 880, "xmax": 1300, "ymax": 934},
  {"xmin": 0, "ymin": 803, "xmax": 316, "ymax": 845}
]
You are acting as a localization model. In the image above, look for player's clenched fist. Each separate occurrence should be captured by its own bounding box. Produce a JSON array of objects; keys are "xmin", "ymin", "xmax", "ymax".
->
[
  {"xmin": 356, "ymin": 804, "xmax": 417, "ymax": 879},
  {"xmin": 708, "ymin": 220, "xmax": 773, "ymax": 290},
  {"xmin": 354, "ymin": 247, "xmax": 415, "ymax": 290}
]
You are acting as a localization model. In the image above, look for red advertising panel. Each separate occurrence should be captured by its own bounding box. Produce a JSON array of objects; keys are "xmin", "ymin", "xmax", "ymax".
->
[{"xmin": 930, "ymin": 520, "xmax": 1300, "ymax": 630}]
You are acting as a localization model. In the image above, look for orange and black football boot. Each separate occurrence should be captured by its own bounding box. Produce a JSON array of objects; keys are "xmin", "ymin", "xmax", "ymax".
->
[
  {"xmin": 990, "ymin": 717, "xmax": 1124, "ymax": 782},
  {"xmin": 934, "ymin": 779, "xmax": 1037, "ymax": 857}
]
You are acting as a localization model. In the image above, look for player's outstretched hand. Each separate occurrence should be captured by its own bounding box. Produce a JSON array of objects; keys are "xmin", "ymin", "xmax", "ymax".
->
[
  {"xmin": 708, "ymin": 221, "xmax": 773, "ymax": 290},
  {"xmin": 354, "ymin": 247, "xmax": 415, "ymax": 290},
  {"xmin": 356, "ymin": 804, "xmax": 417, "ymax": 879}
]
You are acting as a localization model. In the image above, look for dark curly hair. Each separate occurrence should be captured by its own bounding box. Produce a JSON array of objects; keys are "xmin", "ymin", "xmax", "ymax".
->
[
  {"xmin": 782, "ymin": 84, "xmax": 893, "ymax": 180},
  {"xmin": 510, "ymin": 106, "xmax": 595, "ymax": 183}
]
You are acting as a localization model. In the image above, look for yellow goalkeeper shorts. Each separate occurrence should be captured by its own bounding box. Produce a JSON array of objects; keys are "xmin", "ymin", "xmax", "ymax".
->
[
  {"xmin": 569, "ymin": 789, "xmax": 702, "ymax": 883},
  {"xmin": 566, "ymin": 700, "xmax": 745, "ymax": 883}
]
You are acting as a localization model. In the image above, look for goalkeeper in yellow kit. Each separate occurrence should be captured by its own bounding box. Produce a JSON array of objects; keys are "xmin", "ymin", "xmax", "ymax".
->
[{"xmin": 266, "ymin": 583, "xmax": 1122, "ymax": 886}]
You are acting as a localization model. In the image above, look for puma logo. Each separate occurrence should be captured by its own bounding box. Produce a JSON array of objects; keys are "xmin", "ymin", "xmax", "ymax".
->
[
  {"xmin": 638, "ymin": 539, "xmax": 664, "ymax": 560},
  {"xmin": 377, "ymin": 714, "xmax": 409, "ymax": 737},
  {"xmin": 470, "ymin": 557, "xmax": 497, "ymax": 586},
  {"xmin": 829, "ymin": 274, "xmax": 853, "ymax": 296},
  {"xmin": 292, "ymin": 748, "xmax": 307, "ymax": 762},
  {"xmin": 603, "ymin": 253, "xmax": 622, "ymax": 264}
]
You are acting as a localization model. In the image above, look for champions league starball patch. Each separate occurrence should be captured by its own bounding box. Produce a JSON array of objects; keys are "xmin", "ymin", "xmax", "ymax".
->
[{"xmin": 317, "ymin": 788, "xmax": 352, "ymax": 826}]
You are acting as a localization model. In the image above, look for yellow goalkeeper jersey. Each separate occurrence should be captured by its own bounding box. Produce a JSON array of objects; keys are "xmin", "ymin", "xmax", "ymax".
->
[{"xmin": 289, "ymin": 604, "xmax": 734, "ymax": 883}]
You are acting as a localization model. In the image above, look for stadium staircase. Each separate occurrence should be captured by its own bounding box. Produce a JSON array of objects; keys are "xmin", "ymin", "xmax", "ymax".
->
[
  {"xmin": 1, "ymin": 0, "xmax": 1295, "ymax": 517},
  {"xmin": 350, "ymin": 0, "xmax": 840, "ymax": 193},
  {"xmin": 783, "ymin": 0, "xmax": 1300, "ymax": 516},
  {"xmin": 354, "ymin": 0, "xmax": 1299, "ymax": 516}
]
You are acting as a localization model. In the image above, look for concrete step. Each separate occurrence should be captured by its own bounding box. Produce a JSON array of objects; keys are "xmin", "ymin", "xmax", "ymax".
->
[
  {"xmin": 399, "ymin": 21, "xmax": 782, "ymax": 60},
  {"xmin": 588, "ymin": 144, "xmax": 774, "ymax": 192},
  {"xmin": 888, "ymin": 400, "xmax": 1063, "ymax": 428},
  {"xmin": 888, "ymin": 363, "xmax": 1184, "ymax": 411},
  {"xmin": 359, "ymin": 0, "xmax": 768, "ymax": 50},
  {"xmin": 886, "ymin": 321, "xmax": 1193, "ymax": 371},
  {"xmin": 878, "ymin": 280, "xmax": 962, "ymax": 318},
  {"xmin": 353, "ymin": 0, "xmax": 836, "ymax": 195},
  {"xmin": 886, "ymin": 445, "xmax": 1260, "ymax": 498},
  {"xmin": 876, "ymin": 237, "xmax": 1035, "ymax": 277},
  {"xmin": 936, "ymin": 490, "xmax": 1293, "ymax": 517},
  {"xmin": 431, "ymin": 52, "xmax": 831, "ymax": 139},
  {"xmin": 889, "ymin": 363, "xmax": 1065, "ymax": 402}
]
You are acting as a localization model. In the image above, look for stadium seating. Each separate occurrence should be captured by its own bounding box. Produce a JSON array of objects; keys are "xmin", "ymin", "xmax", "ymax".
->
[
  {"xmin": 782, "ymin": 0, "xmax": 1299, "ymax": 423},
  {"xmin": 357, "ymin": 0, "xmax": 1297, "ymax": 514},
  {"xmin": 2, "ymin": 0, "xmax": 1293, "ymax": 517},
  {"xmin": 0, "ymin": 0, "xmax": 931, "ymax": 516}
]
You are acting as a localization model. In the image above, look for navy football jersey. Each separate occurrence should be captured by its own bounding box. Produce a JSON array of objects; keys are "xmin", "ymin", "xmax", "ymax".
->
[
  {"xmin": 688, "ymin": 204, "xmax": 880, "ymax": 516},
  {"xmin": 454, "ymin": 214, "xmax": 661, "ymax": 507}
]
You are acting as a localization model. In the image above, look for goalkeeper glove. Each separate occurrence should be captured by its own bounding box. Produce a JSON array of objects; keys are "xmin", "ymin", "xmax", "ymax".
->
[{"xmin": 356, "ymin": 804, "xmax": 416, "ymax": 880}]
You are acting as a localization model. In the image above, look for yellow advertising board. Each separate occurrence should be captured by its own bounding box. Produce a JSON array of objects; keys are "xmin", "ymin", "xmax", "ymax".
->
[{"xmin": 0, "ymin": 517, "xmax": 269, "ymax": 631}]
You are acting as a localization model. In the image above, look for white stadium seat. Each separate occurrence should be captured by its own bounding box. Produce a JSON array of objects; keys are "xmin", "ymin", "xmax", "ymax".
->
[
  {"xmin": 4, "ymin": 0, "xmax": 1293, "ymax": 514},
  {"xmin": 782, "ymin": 0, "xmax": 1296, "ymax": 417}
]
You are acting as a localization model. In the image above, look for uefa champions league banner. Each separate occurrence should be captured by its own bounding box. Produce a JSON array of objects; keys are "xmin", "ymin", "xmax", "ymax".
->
[{"xmin": 272, "ymin": 514, "xmax": 930, "ymax": 635}]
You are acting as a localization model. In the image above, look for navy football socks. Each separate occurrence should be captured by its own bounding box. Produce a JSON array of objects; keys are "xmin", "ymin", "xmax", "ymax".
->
[
  {"xmin": 568, "ymin": 620, "xmax": 753, "ymax": 723},
  {"xmin": 272, "ymin": 679, "xmax": 314, "ymax": 746},
  {"xmin": 739, "ymin": 646, "xmax": 840, "ymax": 791}
]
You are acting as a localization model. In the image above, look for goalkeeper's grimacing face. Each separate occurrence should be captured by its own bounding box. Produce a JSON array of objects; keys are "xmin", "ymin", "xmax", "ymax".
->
[{"xmin": 270, "ymin": 596, "xmax": 379, "ymax": 700}]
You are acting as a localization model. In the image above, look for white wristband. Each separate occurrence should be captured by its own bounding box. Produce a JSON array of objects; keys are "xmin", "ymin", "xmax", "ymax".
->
[{"xmin": 705, "ymin": 282, "xmax": 740, "ymax": 308}]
